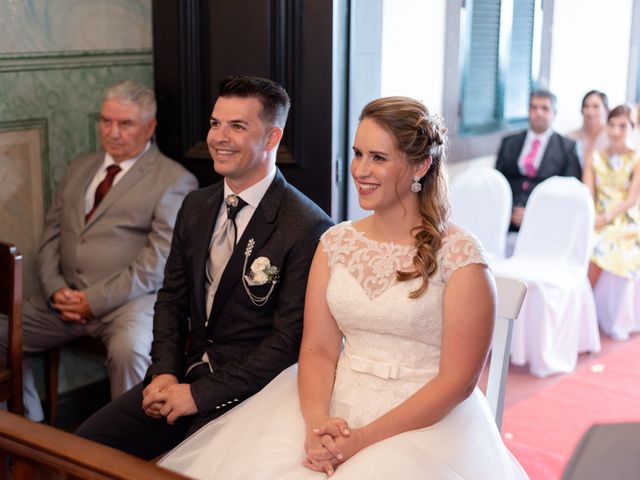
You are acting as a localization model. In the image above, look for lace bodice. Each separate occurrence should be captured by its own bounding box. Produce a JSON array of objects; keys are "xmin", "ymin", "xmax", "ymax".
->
[
  {"xmin": 321, "ymin": 221, "xmax": 488, "ymax": 426},
  {"xmin": 322, "ymin": 222, "xmax": 488, "ymax": 299}
]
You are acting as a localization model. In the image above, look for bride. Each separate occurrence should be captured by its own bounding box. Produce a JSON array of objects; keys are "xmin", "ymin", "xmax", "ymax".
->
[{"xmin": 159, "ymin": 96, "xmax": 529, "ymax": 479}]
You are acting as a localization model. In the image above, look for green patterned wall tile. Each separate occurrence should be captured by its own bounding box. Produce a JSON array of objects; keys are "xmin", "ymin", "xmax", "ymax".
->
[
  {"xmin": 0, "ymin": 0, "xmax": 152, "ymax": 54},
  {"xmin": 88, "ymin": 112, "xmax": 101, "ymax": 153}
]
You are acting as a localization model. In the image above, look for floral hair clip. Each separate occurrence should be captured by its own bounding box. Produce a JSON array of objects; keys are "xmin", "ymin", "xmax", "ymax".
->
[{"xmin": 242, "ymin": 239, "xmax": 279, "ymax": 306}]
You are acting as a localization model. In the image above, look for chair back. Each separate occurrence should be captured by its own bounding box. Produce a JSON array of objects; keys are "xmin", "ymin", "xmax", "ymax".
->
[
  {"xmin": 0, "ymin": 241, "xmax": 23, "ymax": 415},
  {"xmin": 486, "ymin": 276, "xmax": 527, "ymax": 431},
  {"xmin": 513, "ymin": 176, "xmax": 594, "ymax": 268},
  {"xmin": 450, "ymin": 167, "xmax": 512, "ymax": 259}
]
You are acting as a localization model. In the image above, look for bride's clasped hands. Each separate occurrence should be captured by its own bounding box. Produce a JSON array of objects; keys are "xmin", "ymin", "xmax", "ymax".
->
[{"xmin": 303, "ymin": 416, "xmax": 363, "ymax": 476}]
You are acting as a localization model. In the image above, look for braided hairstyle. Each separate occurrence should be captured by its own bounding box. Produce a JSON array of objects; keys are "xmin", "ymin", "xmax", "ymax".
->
[{"xmin": 359, "ymin": 96, "xmax": 450, "ymax": 298}]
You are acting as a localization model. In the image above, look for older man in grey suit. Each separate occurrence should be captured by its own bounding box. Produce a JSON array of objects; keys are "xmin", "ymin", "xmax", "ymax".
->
[
  {"xmin": 0, "ymin": 80, "xmax": 198, "ymax": 422},
  {"xmin": 76, "ymin": 75, "xmax": 333, "ymax": 460}
]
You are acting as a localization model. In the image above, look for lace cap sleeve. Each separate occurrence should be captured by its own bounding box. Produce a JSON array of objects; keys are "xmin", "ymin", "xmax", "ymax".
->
[
  {"xmin": 439, "ymin": 231, "xmax": 488, "ymax": 283},
  {"xmin": 320, "ymin": 222, "xmax": 355, "ymax": 270}
]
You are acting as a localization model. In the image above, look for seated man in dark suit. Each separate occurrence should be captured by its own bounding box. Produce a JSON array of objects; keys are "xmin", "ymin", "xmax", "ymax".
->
[
  {"xmin": 76, "ymin": 75, "xmax": 334, "ymax": 459},
  {"xmin": 496, "ymin": 89, "xmax": 581, "ymax": 231}
]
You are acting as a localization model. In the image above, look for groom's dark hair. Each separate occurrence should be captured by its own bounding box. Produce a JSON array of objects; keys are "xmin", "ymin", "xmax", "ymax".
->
[{"xmin": 218, "ymin": 75, "xmax": 291, "ymax": 129}]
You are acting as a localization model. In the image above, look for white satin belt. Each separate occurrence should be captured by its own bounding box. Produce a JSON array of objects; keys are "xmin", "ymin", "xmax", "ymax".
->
[{"xmin": 346, "ymin": 353, "xmax": 432, "ymax": 382}]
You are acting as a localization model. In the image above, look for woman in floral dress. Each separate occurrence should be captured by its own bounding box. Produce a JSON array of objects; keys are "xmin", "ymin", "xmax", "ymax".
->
[{"xmin": 583, "ymin": 104, "xmax": 640, "ymax": 287}]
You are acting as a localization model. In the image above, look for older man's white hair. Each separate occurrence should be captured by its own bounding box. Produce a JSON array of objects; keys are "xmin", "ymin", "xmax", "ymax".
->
[{"xmin": 103, "ymin": 81, "xmax": 157, "ymax": 121}]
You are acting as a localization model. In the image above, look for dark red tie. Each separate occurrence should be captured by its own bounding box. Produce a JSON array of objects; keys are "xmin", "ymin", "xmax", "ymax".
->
[{"xmin": 86, "ymin": 164, "xmax": 121, "ymax": 222}]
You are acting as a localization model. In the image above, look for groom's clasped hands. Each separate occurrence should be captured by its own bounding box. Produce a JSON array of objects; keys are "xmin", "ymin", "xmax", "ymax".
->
[
  {"xmin": 304, "ymin": 416, "xmax": 365, "ymax": 476},
  {"xmin": 142, "ymin": 374, "xmax": 198, "ymax": 424}
]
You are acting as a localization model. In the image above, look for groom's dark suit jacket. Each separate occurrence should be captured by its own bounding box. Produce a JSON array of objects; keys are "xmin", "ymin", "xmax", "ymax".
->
[
  {"xmin": 496, "ymin": 130, "xmax": 581, "ymax": 208},
  {"xmin": 147, "ymin": 169, "xmax": 333, "ymax": 418}
]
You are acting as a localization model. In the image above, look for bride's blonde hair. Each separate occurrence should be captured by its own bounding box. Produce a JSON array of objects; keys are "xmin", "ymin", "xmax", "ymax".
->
[{"xmin": 359, "ymin": 96, "xmax": 450, "ymax": 298}]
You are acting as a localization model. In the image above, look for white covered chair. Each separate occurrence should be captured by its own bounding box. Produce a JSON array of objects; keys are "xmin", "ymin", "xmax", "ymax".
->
[
  {"xmin": 594, "ymin": 272, "xmax": 640, "ymax": 341},
  {"xmin": 491, "ymin": 176, "xmax": 601, "ymax": 377},
  {"xmin": 450, "ymin": 166, "xmax": 512, "ymax": 261}
]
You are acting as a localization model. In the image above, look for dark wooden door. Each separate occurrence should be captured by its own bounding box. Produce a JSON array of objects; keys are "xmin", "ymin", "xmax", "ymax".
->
[{"xmin": 152, "ymin": 0, "xmax": 348, "ymax": 217}]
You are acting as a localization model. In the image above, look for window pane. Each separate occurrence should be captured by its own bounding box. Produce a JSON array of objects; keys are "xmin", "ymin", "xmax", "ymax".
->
[
  {"xmin": 637, "ymin": 42, "xmax": 640, "ymax": 102},
  {"xmin": 503, "ymin": 0, "xmax": 535, "ymax": 120},
  {"xmin": 460, "ymin": 0, "xmax": 501, "ymax": 131}
]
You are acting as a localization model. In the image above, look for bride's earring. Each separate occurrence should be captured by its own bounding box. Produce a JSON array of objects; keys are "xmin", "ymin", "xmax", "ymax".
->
[{"xmin": 411, "ymin": 175, "xmax": 422, "ymax": 193}]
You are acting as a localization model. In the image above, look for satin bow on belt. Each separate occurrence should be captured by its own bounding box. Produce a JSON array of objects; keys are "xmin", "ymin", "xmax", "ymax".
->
[{"xmin": 346, "ymin": 353, "xmax": 432, "ymax": 382}]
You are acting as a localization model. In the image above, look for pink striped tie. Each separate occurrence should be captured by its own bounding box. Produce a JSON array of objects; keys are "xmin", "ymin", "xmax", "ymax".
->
[{"xmin": 523, "ymin": 138, "xmax": 540, "ymax": 177}]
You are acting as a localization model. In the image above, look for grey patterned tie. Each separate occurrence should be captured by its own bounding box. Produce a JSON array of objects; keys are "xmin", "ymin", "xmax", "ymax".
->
[{"xmin": 205, "ymin": 194, "xmax": 248, "ymax": 318}]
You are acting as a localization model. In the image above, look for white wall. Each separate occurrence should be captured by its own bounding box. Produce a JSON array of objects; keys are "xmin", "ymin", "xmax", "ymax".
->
[
  {"xmin": 549, "ymin": 0, "xmax": 634, "ymax": 133},
  {"xmin": 347, "ymin": 0, "xmax": 447, "ymax": 220},
  {"xmin": 380, "ymin": 0, "xmax": 447, "ymax": 114}
]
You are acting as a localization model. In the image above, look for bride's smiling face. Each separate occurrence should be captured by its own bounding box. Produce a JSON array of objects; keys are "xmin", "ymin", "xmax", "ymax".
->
[{"xmin": 351, "ymin": 118, "xmax": 416, "ymax": 213}]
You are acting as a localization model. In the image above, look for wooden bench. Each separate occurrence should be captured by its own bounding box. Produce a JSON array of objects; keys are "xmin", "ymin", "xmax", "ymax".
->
[{"xmin": 0, "ymin": 410, "xmax": 188, "ymax": 479}]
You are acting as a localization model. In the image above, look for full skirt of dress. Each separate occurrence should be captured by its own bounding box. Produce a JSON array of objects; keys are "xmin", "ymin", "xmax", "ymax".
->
[{"xmin": 159, "ymin": 365, "xmax": 527, "ymax": 480}]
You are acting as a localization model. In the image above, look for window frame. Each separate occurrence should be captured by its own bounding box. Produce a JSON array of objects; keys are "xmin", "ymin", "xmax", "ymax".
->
[
  {"xmin": 443, "ymin": 0, "xmax": 554, "ymax": 163},
  {"xmin": 628, "ymin": 0, "xmax": 640, "ymax": 103}
]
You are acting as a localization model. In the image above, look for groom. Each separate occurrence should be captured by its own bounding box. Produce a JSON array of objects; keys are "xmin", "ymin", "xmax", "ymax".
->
[{"xmin": 76, "ymin": 75, "xmax": 333, "ymax": 459}]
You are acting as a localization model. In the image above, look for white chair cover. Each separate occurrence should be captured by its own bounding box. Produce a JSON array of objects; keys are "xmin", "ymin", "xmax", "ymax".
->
[
  {"xmin": 594, "ymin": 272, "xmax": 640, "ymax": 341},
  {"xmin": 492, "ymin": 176, "xmax": 601, "ymax": 377},
  {"xmin": 450, "ymin": 167, "xmax": 512, "ymax": 260}
]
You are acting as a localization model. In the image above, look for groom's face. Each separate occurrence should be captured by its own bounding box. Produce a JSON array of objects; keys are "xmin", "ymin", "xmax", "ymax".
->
[{"xmin": 207, "ymin": 96, "xmax": 279, "ymax": 192}]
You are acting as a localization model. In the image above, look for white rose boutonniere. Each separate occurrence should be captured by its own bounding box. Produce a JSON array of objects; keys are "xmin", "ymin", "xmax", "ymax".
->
[
  {"xmin": 242, "ymin": 239, "xmax": 279, "ymax": 306},
  {"xmin": 245, "ymin": 256, "xmax": 279, "ymax": 286}
]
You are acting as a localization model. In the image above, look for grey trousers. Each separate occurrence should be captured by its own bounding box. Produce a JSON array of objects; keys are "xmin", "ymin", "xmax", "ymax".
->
[{"xmin": 0, "ymin": 293, "xmax": 155, "ymax": 421}]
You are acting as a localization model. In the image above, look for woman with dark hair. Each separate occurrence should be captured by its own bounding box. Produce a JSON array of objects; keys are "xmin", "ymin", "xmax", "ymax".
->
[
  {"xmin": 567, "ymin": 90, "xmax": 610, "ymax": 161},
  {"xmin": 159, "ymin": 97, "xmax": 528, "ymax": 479},
  {"xmin": 583, "ymin": 104, "xmax": 640, "ymax": 288}
]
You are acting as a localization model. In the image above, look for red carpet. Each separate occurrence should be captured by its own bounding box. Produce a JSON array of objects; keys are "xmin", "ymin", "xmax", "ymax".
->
[{"xmin": 502, "ymin": 334, "xmax": 640, "ymax": 479}]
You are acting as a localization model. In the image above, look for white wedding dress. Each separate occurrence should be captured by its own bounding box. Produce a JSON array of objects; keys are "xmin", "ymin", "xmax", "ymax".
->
[{"xmin": 160, "ymin": 222, "xmax": 528, "ymax": 479}]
